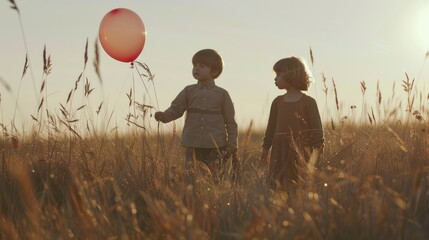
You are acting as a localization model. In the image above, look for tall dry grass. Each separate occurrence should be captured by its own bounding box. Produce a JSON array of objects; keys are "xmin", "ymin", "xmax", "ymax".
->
[
  {"xmin": 1, "ymin": 3, "xmax": 429, "ymax": 239},
  {"xmin": 1, "ymin": 106, "xmax": 428, "ymax": 239}
]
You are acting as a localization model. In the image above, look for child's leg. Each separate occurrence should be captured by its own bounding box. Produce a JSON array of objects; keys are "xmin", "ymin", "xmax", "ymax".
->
[
  {"xmin": 184, "ymin": 147, "xmax": 197, "ymax": 186},
  {"xmin": 196, "ymin": 147, "xmax": 227, "ymax": 184}
]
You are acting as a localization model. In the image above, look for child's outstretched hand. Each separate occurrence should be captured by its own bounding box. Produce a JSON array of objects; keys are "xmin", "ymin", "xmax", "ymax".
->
[
  {"xmin": 154, "ymin": 111, "xmax": 169, "ymax": 123},
  {"xmin": 260, "ymin": 148, "xmax": 269, "ymax": 165}
]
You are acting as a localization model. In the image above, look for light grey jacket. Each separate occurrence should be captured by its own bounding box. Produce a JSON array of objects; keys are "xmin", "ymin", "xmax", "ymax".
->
[{"xmin": 164, "ymin": 80, "xmax": 238, "ymax": 149}]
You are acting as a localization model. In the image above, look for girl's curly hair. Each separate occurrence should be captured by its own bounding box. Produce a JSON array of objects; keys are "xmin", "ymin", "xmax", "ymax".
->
[{"xmin": 273, "ymin": 57, "xmax": 313, "ymax": 91}]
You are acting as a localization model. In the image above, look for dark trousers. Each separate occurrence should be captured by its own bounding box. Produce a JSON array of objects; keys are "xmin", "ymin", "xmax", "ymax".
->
[{"xmin": 185, "ymin": 146, "xmax": 227, "ymax": 184}]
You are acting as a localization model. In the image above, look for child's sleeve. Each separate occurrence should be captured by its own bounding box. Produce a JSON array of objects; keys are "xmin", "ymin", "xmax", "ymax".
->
[
  {"xmin": 308, "ymin": 98, "xmax": 324, "ymax": 149},
  {"xmin": 223, "ymin": 91, "xmax": 238, "ymax": 149},
  {"xmin": 163, "ymin": 87, "xmax": 188, "ymax": 122},
  {"xmin": 262, "ymin": 98, "xmax": 278, "ymax": 150}
]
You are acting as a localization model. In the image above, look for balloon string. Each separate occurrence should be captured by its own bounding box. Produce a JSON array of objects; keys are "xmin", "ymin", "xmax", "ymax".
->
[
  {"xmin": 132, "ymin": 61, "xmax": 177, "ymax": 134},
  {"xmin": 132, "ymin": 67, "xmax": 136, "ymax": 117},
  {"xmin": 131, "ymin": 62, "xmax": 159, "ymax": 110}
]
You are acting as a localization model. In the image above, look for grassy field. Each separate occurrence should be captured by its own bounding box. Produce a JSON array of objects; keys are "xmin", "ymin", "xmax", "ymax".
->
[
  {"xmin": 0, "ymin": 110, "xmax": 428, "ymax": 239},
  {"xmin": 0, "ymin": 62, "xmax": 428, "ymax": 239},
  {"xmin": 1, "ymin": 2, "xmax": 429, "ymax": 239}
]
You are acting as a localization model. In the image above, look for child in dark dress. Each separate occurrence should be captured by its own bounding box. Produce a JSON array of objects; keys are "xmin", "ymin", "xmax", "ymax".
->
[{"xmin": 260, "ymin": 57, "xmax": 324, "ymax": 193}]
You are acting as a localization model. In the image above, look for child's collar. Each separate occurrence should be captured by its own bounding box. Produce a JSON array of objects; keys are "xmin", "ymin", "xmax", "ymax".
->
[{"xmin": 197, "ymin": 80, "xmax": 215, "ymax": 87}]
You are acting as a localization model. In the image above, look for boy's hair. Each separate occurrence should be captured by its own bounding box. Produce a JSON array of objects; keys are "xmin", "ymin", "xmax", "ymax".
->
[
  {"xmin": 192, "ymin": 49, "xmax": 224, "ymax": 79},
  {"xmin": 273, "ymin": 57, "xmax": 313, "ymax": 91}
]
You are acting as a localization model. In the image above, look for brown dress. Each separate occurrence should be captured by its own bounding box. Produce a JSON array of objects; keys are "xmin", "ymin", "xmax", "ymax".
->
[{"xmin": 262, "ymin": 94, "xmax": 324, "ymax": 190}]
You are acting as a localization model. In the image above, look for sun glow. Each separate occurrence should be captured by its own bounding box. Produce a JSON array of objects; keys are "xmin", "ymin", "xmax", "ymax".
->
[{"xmin": 413, "ymin": 3, "xmax": 429, "ymax": 49}]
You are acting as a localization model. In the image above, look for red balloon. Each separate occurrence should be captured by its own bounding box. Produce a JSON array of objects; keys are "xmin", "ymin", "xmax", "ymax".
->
[{"xmin": 99, "ymin": 8, "xmax": 146, "ymax": 63}]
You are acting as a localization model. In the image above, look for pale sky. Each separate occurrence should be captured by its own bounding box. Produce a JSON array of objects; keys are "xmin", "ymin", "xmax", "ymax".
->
[{"xmin": 1, "ymin": 0, "xmax": 429, "ymax": 134}]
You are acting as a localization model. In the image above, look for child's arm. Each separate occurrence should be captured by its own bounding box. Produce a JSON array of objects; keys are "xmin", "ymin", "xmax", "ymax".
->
[
  {"xmin": 154, "ymin": 111, "xmax": 173, "ymax": 123},
  {"xmin": 262, "ymin": 98, "xmax": 277, "ymax": 148},
  {"xmin": 260, "ymin": 148, "xmax": 269, "ymax": 164},
  {"xmin": 222, "ymin": 91, "xmax": 238, "ymax": 152},
  {"xmin": 260, "ymin": 98, "xmax": 278, "ymax": 164},
  {"xmin": 222, "ymin": 92, "xmax": 240, "ymax": 183},
  {"xmin": 307, "ymin": 98, "xmax": 324, "ymax": 151},
  {"xmin": 154, "ymin": 87, "xmax": 189, "ymax": 123}
]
